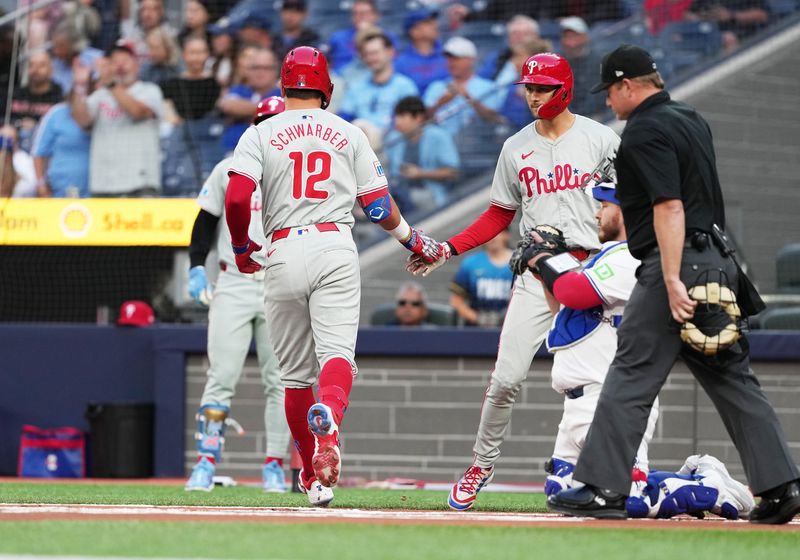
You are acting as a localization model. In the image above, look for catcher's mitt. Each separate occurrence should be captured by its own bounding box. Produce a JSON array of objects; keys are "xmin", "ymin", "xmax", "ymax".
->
[
  {"xmin": 509, "ymin": 225, "xmax": 569, "ymax": 276},
  {"xmin": 680, "ymin": 272, "xmax": 742, "ymax": 356}
]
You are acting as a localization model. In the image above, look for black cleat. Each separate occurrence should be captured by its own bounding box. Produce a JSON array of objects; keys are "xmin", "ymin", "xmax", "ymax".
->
[
  {"xmin": 547, "ymin": 484, "xmax": 628, "ymax": 520},
  {"xmin": 749, "ymin": 481, "xmax": 800, "ymax": 525}
]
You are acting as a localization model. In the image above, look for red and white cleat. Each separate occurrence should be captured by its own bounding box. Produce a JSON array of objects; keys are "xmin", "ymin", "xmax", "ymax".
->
[
  {"xmin": 307, "ymin": 402, "xmax": 341, "ymax": 487},
  {"xmin": 448, "ymin": 465, "xmax": 494, "ymax": 511},
  {"xmin": 298, "ymin": 470, "xmax": 334, "ymax": 507}
]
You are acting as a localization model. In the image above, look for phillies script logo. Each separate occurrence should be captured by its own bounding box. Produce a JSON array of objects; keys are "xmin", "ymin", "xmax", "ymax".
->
[{"xmin": 518, "ymin": 164, "xmax": 591, "ymax": 197}]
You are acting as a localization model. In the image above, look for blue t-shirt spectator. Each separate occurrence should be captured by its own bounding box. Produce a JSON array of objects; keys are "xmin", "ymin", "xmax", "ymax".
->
[
  {"xmin": 394, "ymin": 42, "xmax": 449, "ymax": 93},
  {"xmin": 384, "ymin": 123, "xmax": 459, "ymax": 208},
  {"xmin": 31, "ymin": 103, "xmax": 91, "ymax": 197},
  {"xmin": 423, "ymin": 75, "xmax": 506, "ymax": 136},
  {"xmin": 451, "ymin": 250, "xmax": 513, "ymax": 322},
  {"xmin": 221, "ymin": 84, "xmax": 281, "ymax": 152},
  {"xmin": 325, "ymin": 27, "xmax": 398, "ymax": 72},
  {"xmin": 339, "ymin": 73, "xmax": 419, "ymax": 132},
  {"xmin": 52, "ymin": 47, "xmax": 103, "ymax": 94},
  {"xmin": 499, "ymin": 84, "xmax": 532, "ymax": 131}
]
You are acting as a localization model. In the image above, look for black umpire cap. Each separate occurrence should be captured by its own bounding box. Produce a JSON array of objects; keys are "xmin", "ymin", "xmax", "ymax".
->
[{"xmin": 590, "ymin": 44, "xmax": 658, "ymax": 93}]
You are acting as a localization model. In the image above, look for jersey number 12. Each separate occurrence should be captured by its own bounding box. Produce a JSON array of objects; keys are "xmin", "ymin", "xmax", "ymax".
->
[{"xmin": 289, "ymin": 151, "xmax": 331, "ymax": 200}]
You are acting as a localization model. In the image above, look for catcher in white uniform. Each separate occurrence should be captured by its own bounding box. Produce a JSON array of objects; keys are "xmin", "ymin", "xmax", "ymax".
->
[
  {"xmin": 185, "ymin": 98, "xmax": 291, "ymax": 493},
  {"xmin": 524, "ymin": 183, "xmax": 752, "ymax": 520},
  {"xmin": 519, "ymin": 183, "xmax": 658, "ymax": 498},
  {"xmin": 224, "ymin": 47, "xmax": 441, "ymax": 507},
  {"xmin": 408, "ymin": 53, "xmax": 620, "ymax": 511}
]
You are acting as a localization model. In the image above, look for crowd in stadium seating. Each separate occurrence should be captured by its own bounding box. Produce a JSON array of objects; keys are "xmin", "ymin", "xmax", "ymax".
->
[{"xmin": 0, "ymin": 0, "xmax": 790, "ymax": 210}]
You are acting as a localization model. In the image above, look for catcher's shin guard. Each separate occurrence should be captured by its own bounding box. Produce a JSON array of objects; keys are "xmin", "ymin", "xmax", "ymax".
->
[{"xmin": 195, "ymin": 404, "xmax": 230, "ymax": 462}]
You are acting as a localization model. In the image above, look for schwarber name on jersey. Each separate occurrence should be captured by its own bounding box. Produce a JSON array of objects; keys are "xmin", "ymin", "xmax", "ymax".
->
[
  {"xmin": 197, "ymin": 156, "xmax": 267, "ymax": 267},
  {"xmin": 228, "ymin": 109, "xmax": 387, "ymax": 235},
  {"xmin": 490, "ymin": 115, "xmax": 620, "ymax": 251}
]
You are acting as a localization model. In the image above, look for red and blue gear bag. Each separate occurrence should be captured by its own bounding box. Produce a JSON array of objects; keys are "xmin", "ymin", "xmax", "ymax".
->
[{"xmin": 18, "ymin": 425, "xmax": 86, "ymax": 478}]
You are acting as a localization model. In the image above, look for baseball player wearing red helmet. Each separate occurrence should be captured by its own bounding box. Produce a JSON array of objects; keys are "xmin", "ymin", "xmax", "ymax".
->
[
  {"xmin": 224, "ymin": 47, "xmax": 440, "ymax": 507},
  {"xmin": 185, "ymin": 99, "xmax": 291, "ymax": 493},
  {"xmin": 408, "ymin": 53, "xmax": 621, "ymax": 511}
]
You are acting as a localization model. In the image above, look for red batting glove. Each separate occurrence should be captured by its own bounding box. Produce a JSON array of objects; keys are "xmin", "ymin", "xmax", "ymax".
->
[{"xmin": 232, "ymin": 239, "xmax": 263, "ymax": 273}]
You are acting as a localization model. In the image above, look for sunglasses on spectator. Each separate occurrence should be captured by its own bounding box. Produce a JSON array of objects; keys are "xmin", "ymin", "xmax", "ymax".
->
[{"xmin": 397, "ymin": 300, "xmax": 424, "ymax": 307}]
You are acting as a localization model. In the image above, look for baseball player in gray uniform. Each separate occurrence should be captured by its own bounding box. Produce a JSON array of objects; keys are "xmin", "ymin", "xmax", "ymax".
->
[
  {"xmin": 185, "ymin": 97, "xmax": 291, "ymax": 493},
  {"xmin": 407, "ymin": 53, "xmax": 620, "ymax": 511},
  {"xmin": 224, "ymin": 47, "xmax": 441, "ymax": 507}
]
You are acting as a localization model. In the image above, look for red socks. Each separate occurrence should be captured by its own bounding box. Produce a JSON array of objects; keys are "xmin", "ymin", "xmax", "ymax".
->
[
  {"xmin": 284, "ymin": 387, "xmax": 317, "ymax": 478},
  {"xmin": 317, "ymin": 357, "xmax": 354, "ymax": 424},
  {"xmin": 265, "ymin": 457, "xmax": 283, "ymax": 467}
]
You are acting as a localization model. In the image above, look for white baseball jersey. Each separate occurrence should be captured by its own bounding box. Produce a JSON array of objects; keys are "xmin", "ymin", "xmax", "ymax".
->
[
  {"xmin": 549, "ymin": 240, "xmax": 640, "ymax": 392},
  {"xmin": 197, "ymin": 157, "xmax": 268, "ymax": 267},
  {"xmin": 490, "ymin": 115, "xmax": 620, "ymax": 250},
  {"xmin": 228, "ymin": 108, "xmax": 387, "ymax": 235}
]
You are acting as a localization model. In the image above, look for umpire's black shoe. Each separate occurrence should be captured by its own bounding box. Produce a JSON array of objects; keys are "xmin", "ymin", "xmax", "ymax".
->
[
  {"xmin": 749, "ymin": 480, "xmax": 800, "ymax": 525},
  {"xmin": 547, "ymin": 484, "xmax": 628, "ymax": 519}
]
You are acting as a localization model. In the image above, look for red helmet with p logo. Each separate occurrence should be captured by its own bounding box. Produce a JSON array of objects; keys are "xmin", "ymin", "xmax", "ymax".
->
[
  {"xmin": 515, "ymin": 53, "xmax": 574, "ymax": 120},
  {"xmin": 280, "ymin": 46, "xmax": 334, "ymax": 109},
  {"xmin": 253, "ymin": 96, "xmax": 285, "ymax": 125}
]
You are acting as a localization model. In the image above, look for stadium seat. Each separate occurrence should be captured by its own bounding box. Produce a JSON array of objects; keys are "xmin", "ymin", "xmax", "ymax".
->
[
  {"xmin": 452, "ymin": 21, "xmax": 506, "ymax": 58},
  {"xmin": 456, "ymin": 120, "xmax": 508, "ymax": 175},
  {"xmin": 758, "ymin": 307, "xmax": 800, "ymax": 330},
  {"xmin": 659, "ymin": 21, "xmax": 722, "ymax": 56},
  {"xmin": 369, "ymin": 302, "xmax": 458, "ymax": 326},
  {"xmin": 766, "ymin": 0, "xmax": 799, "ymax": 19},
  {"xmin": 776, "ymin": 243, "xmax": 800, "ymax": 294}
]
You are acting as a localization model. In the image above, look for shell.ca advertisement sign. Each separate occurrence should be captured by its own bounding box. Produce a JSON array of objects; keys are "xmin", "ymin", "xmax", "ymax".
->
[{"xmin": 0, "ymin": 199, "xmax": 200, "ymax": 246}]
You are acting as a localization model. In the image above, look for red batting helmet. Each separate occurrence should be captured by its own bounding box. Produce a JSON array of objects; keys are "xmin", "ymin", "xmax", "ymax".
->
[
  {"xmin": 515, "ymin": 52, "xmax": 574, "ymax": 120},
  {"xmin": 117, "ymin": 300, "xmax": 155, "ymax": 327},
  {"xmin": 280, "ymin": 46, "xmax": 334, "ymax": 109},
  {"xmin": 253, "ymin": 96, "xmax": 286, "ymax": 125}
]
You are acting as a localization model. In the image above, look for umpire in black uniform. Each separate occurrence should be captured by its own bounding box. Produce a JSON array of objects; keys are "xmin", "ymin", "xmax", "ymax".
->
[{"xmin": 547, "ymin": 44, "xmax": 800, "ymax": 523}]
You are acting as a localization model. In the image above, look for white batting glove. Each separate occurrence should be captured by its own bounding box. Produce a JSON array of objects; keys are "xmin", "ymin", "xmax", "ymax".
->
[{"xmin": 406, "ymin": 242, "xmax": 452, "ymax": 277}]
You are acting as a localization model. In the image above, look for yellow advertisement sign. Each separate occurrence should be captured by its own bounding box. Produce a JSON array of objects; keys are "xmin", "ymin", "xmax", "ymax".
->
[{"xmin": 0, "ymin": 198, "xmax": 200, "ymax": 246}]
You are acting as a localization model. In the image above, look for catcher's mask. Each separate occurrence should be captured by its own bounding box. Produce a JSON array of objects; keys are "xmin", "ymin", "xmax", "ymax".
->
[{"xmin": 680, "ymin": 269, "xmax": 742, "ymax": 356}]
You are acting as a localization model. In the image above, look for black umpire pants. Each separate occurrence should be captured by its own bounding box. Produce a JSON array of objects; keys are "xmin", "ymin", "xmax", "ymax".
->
[{"xmin": 573, "ymin": 244, "xmax": 800, "ymax": 496}]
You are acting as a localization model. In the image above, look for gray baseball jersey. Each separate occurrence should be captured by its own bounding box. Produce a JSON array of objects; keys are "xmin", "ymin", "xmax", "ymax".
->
[
  {"xmin": 228, "ymin": 108, "xmax": 382, "ymax": 387},
  {"xmin": 195, "ymin": 156, "xmax": 289, "ymax": 459},
  {"xmin": 228, "ymin": 108, "xmax": 387, "ymax": 235},
  {"xmin": 471, "ymin": 116, "xmax": 620, "ymax": 471},
  {"xmin": 490, "ymin": 115, "xmax": 620, "ymax": 250},
  {"xmin": 198, "ymin": 157, "xmax": 268, "ymax": 268}
]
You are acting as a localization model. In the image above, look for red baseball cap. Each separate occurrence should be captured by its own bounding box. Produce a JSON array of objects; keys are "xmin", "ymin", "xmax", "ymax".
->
[{"xmin": 117, "ymin": 300, "xmax": 155, "ymax": 327}]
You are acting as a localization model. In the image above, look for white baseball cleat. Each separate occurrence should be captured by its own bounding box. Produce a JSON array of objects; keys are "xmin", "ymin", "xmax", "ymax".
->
[
  {"xmin": 299, "ymin": 470, "xmax": 334, "ymax": 507},
  {"xmin": 448, "ymin": 465, "xmax": 494, "ymax": 511},
  {"xmin": 307, "ymin": 403, "xmax": 341, "ymax": 487}
]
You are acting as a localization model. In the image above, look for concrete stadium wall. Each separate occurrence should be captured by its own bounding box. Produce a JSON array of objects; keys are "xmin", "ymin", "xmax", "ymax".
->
[
  {"xmin": 186, "ymin": 351, "xmax": 800, "ymax": 485},
  {"xmin": 1, "ymin": 324, "xmax": 798, "ymax": 484}
]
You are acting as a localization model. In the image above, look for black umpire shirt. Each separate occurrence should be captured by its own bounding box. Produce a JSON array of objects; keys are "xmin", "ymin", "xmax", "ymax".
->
[{"xmin": 615, "ymin": 90, "xmax": 726, "ymax": 259}]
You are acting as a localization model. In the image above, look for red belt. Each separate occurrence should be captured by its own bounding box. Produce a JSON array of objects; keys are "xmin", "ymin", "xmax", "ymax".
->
[
  {"xmin": 569, "ymin": 249, "xmax": 590, "ymax": 262},
  {"xmin": 270, "ymin": 222, "xmax": 338, "ymax": 243}
]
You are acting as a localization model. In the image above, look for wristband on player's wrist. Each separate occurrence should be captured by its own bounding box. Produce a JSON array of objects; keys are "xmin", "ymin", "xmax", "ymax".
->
[
  {"xmin": 537, "ymin": 252, "xmax": 581, "ymax": 292},
  {"xmin": 231, "ymin": 241, "xmax": 250, "ymax": 255},
  {"xmin": 443, "ymin": 241, "xmax": 456, "ymax": 257}
]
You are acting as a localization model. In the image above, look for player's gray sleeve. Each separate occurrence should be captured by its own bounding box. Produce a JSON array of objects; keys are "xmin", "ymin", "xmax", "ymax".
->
[
  {"xmin": 198, "ymin": 158, "xmax": 231, "ymax": 217},
  {"xmin": 488, "ymin": 143, "xmax": 521, "ymax": 209},
  {"xmin": 228, "ymin": 126, "xmax": 264, "ymax": 185},
  {"xmin": 353, "ymin": 127, "xmax": 387, "ymax": 195}
]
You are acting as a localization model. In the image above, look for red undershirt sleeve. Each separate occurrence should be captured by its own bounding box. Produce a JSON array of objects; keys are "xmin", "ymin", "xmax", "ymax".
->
[
  {"xmin": 224, "ymin": 172, "xmax": 257, "ymax": 246},
  {"xmin": 552, "ymin": 272, "xmax": 603, "ymax": 309},
  {"xmin": 448, "ymin": 203, "xmax": 516, "ymax": 255}
]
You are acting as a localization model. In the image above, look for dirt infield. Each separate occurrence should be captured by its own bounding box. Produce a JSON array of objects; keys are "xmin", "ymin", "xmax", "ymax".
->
[{"xmin": 2, "ymin": 504, "xmax": 798, "ymax": 531}]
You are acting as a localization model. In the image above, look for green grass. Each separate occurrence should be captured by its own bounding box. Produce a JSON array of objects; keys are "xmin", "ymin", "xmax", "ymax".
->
[
  {"xmin": 0, "ymin": 521, "xmax": 798, "ymax": 560},
  {"xmin": 0, "ymin": 482, "xmax": 547, "ymax": 511},
  {"xmin": 2, "ymin": 482, "xmax": 798, "ymax": 559}
]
